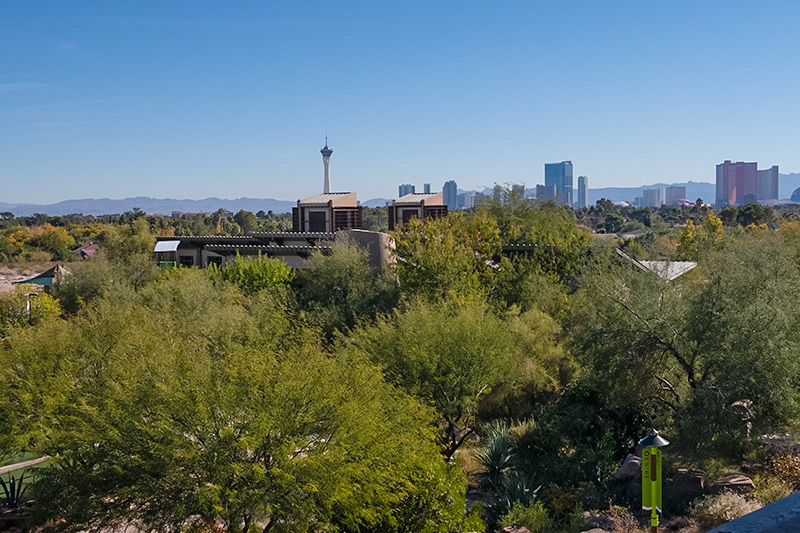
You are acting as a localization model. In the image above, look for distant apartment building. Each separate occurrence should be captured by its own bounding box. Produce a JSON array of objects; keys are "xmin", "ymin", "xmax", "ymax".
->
[
  {"xmin": 536, "ymin": 184, "xmax": 557, "ymax": 202},
  {"xmin": 443, "ymin": 180, "xmax": 458, "ymax": 210},
  {"xmin": 577, "ymin": 176, "xmax": 589, "ymax": 208},
  {"xmin": 716, "ymin": 161, "xmax": 757, "ymax": 206},
  {"xmin": 423, "ymin": 183, "xmax": 431, "ymax": 194},
  {"xmin": 664, "ymin": 186, "xmax": 686, "ymax": 206},
  {"xmin": 398, "ymin": 184, "xmax": 415, "ymax": 197},
  {"xmin": 459, "ymin": 191, "xmax": 477, "ymax": 209},
  {"xmin": 716, "ymin": 161, "xmax": 779, "ymax": 206},
  {"xmin": 757, "ymin": 166, "xmax": 779, "ymax": 201},
  {"xmin": 544, "ymin": 161, "xmax": 573, "ymax": 206},
  {"xmin": 642, "ymin": 188, "xmax": 662, "ymax": 208}
]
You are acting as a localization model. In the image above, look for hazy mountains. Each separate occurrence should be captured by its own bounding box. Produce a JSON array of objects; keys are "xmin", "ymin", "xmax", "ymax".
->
[
  {"xmin": 0, "ymin": 197, "xmax": 296, "ymax": 217},
  {"xmin": 3, "ymin": 175, "xmax": 800, "ymax": 217},
  {"xmin": 587, "ymin": 174, "xmax": 800, "ymax": 205},
  {"xmin": 587, "ymin": 181, "xmax": 715, "ymax": 205}
]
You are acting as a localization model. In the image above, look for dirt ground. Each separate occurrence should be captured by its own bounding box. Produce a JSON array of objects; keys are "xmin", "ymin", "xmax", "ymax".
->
[{"xmin": 0, "ymin": 264, "xmax": 52, "ymax": 293}]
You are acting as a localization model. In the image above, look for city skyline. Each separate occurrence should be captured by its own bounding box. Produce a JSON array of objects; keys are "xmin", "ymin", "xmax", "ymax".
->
[{"xmin": 3, "ymin": 2, "xmax": 800, "ymax": 204}]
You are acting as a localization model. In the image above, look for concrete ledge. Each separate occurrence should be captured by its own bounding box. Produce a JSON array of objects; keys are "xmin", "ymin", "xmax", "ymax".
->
[{"xmin": 0, "ymin": 455, "xmax": 49, "ymax": 475}]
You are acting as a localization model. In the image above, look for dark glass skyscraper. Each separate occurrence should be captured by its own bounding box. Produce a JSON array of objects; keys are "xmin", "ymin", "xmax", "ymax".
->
[
  {"xmin": 443, "ymin": 180, "xmax": 458, "ymax": 210},
  {"xmin": 577, "ymin": 175, "xmax": 588, "ymax": 208},
  {"xmin": 544, "ymin": 161, "xmax": 573, "ymax": 206}
]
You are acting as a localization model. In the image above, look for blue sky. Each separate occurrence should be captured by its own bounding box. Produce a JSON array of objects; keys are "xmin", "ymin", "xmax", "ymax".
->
[{"xmin": 2, "ymin": 1, "xmax": 799, "ymax": 203}]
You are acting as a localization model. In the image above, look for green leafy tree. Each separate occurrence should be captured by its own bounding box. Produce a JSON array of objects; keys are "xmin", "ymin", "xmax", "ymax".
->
[
  {"xmin": 603, "ymin": 212, "xmax": 624, "ymax": 234},
  {"xmin": 393, "ymin": 211, "xmax": 502, "ymax": 301},
  {"xmin": 0, "ymin": 286, "xmax": 61, "ymax": 338},
  {"xmin": 213, "ymin": 252, "xmax": 295, "ymax": 293},
  {"xmin": 676, "ymin": 219, "xmax": 699, "ymax": 260},
  {"xmin": 701, "ymin": 210, "xmax": 724, "ymax": 247},
  {"xmin": 2, "ymin": 269, "xmax": 467, "ymax": 532},
  {"xmin": 362, "ymin": 206, "xmax": 389, "ymax": 232},
  {"xmin": 99, "ymin": 218, "xmax": 155, "ymax": 263},
  {"xmin": 737, "ymin": 203, "xmax": 774, "ymax": 227},
  {"xmin": 479, "ymin": 185, "xmax": 590, "ymax": 283},
  {"xmin": 233, "ymin": 209, "xmax": 259, "ymax": 233},
  {"xmin": 569, "ymin": 232, "xmax": 800, "ymax": 458},
  {"xmin": 350, "ymin": 298, "xmax": 521, "ymax": 459},
  {"xmin": 719, "ymin": 206, "xmax": 738, "ymax": 226},
  {"xmin": 293, "ymin": 237, "xmax": 399, "ymax": 336}
]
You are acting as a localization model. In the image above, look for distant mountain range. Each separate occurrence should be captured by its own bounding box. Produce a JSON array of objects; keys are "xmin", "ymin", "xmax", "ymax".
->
[
  {"xmin": 3, "ymin": 174, "xmax": 800, "ymax": 216},
  {"xmin": 0, "ymin": 197, "xmax": 296, "ymax": 217},
  {"xmin": 585, "ymin": 173, "xmax": 800, "ymax": 205}
]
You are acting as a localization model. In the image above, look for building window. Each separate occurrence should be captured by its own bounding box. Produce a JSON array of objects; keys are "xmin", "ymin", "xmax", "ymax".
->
[
  {"xmin": 402, "ymin": 209, "xmax": 419, "ymax": 225},
  {"xmin": 308, "ymin": 211, "xmax": 327, "ymax": 232},
  {"xmin": 206, "ymin": 256, "xmax": 222, "ymax": 267},
  {"xmin": 179, "ymin": 255, "xmax": 194, "ymax": 267}
]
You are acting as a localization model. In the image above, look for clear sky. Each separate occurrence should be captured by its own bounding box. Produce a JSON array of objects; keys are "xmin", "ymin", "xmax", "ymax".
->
[{"xmin": 2, "ymin": 1, "xmax": 799, "ymax": 204}]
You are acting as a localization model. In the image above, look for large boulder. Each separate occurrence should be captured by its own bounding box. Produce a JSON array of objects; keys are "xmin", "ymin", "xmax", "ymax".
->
[
  {"xmin": 664, "ymin": 468, "xmax": 706, "ymax": 502},
  {"xmin": 711, "ymin": 474, "xmax": 755, "ymax": 494},
  {"xmin": 665, "ymin": 469, "xmax": 707, "ymax": 512},
  {"xmin": 610, "ymin": 454, "xmax": 641, "ymax": 482},
  {"xmin": 607, "ymin": 453, "xmax": 643, "ymax": 503}
]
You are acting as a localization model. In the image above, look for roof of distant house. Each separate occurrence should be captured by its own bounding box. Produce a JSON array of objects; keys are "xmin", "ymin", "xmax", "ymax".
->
[
  {"xmin": 74, "ymin": 242, "xmax": 100, "ymax": 258},
  {"xmin": 616, "ymin": 249, "xmax": 697, "ymax": 281},
  {"xmin": 620, "ymin": 229, "xmax": 648, "ymax": 239}
]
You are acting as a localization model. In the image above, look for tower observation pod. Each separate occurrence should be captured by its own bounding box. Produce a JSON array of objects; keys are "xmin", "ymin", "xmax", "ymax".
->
[{"xmin": 321, "ymin": 139, "xmax": 333, "ymax": 193}]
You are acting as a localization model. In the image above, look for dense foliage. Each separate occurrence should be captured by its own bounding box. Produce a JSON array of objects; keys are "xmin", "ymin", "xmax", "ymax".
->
[{"xmin": 3, "ymin": 191, "xmax": 800, "ymax": 531}]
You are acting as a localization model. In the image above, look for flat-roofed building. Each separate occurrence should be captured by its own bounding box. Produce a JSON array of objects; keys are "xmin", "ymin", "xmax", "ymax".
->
[
  {"xmin": 716, "ymin": 160, "xmax": 757, "ymax": 206},
  {"xmin": 664, "ymin": 185, "xmax": 686, "ymax": 206},
  {"xmin": 545, "ymin": 161, "xmax": 573, "ymax": 206},
  {"xmin": 757, "ymin": 165, "xmax": 779, "ymax": 201},
  {"xmin": 292, "ymin": 192, "xmax": 363, "ymax": 232},
  {"xmin": 388, "ymin": 192, "xmax": 448, "ymax": 230},
  {"xmin": 536, "ymin": 184, "xmax": 557, "ymax": 202},
  {"xmin": 398, "ymin": 184, "xmax": 415, "ymax": 197},
  {"xmin": 643, "ymin": 188, "xmax": 662, "ymax": 207},
  {"xmin": 154, "ymin": 229, "xmax": 393, "ymax": 270},
  {"xmin": 577, "ymin": 176, "xmax": 589, "ymax": 208}
]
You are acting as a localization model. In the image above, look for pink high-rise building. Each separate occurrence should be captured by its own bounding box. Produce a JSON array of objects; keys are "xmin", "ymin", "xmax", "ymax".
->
[
  {"xmin": 716, "ymin": 161, "xmax": 779, "ymax": 206},
  {"xmin": 716, "ymin": 161, "xmax": 757, "ymax": 206}
]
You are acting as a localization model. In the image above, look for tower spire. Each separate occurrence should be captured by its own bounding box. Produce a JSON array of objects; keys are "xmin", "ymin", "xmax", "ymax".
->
[{"xmin": 320, "ymin": 138, "xmax": 333, "ymax": 194}]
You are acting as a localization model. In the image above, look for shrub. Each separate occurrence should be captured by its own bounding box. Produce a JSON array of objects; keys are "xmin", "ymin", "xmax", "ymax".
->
[
  {"xmin": 212, "ymin": 252, "xmax": 295, "ymax": 293},
  {"xmin": 604, "ymin": 505, "xmax": 648, "ymax": 533},
  {"xmin": 0, "ymin": 286, "xmax": 61, "ymax": 337},
  {"xmin": 752, "ymin": 474, "xmax": 791, "ymax": 506},
  {"xmin": 499, "ymin": 501, "xmax": 553, "ymax": 533},
  {"xmin": 692, "ymin": 492, "xmax": 761, "ymax": 529},
  {"xmin": 765, "ymin": 452, "xmax": 800, "ymax": 490}
]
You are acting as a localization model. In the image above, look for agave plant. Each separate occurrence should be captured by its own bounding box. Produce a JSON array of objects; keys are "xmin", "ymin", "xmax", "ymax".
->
[
  {"xmin": 474, "ymin": 420, "xmax": 519, "ymax": 491},
  {"xmin": 475, "ymin": 421, "xmax": 542, "ymax": 528},
  {"xmin": 0, "ymin": 472, "xmax": 28, "ymax": 508}
]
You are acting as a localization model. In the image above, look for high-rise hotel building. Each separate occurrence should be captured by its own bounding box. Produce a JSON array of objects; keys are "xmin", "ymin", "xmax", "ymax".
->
[
  {"xmin": 443, "ymin": 180, "xmax": 458, "ymax": 210},
  {"xmin": 716, "ymin": 161, "xmax": 779, "ymax": 206},
  {"xmin": 577, "ymin": 176, "xmax": 588, "ymax": 208},
  {"xmin": 544, "ymin": 161, "xmax": 573, "ymax": 206}
]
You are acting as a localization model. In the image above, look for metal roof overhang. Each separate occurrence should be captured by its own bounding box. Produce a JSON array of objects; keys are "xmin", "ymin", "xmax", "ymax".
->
[{"xmin": 154, "ymin": 240, "xmax": 181, "ymax": 252}]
